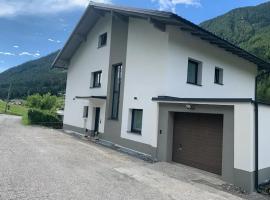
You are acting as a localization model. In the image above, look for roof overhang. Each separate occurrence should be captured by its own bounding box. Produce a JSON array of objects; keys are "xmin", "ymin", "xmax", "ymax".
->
[
  {"xmin": 76, "ymin": 96, "xmax": 107, "ymax": 100},
  {"xmin": 51, "ymin": 2, "xmax": 270, "ymax": 70}
]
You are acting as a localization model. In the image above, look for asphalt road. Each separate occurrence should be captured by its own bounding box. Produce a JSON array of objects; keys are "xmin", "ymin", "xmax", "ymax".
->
[{"xmin": 0, "ymin": 114, "xmax": 267, "ymax": 200}]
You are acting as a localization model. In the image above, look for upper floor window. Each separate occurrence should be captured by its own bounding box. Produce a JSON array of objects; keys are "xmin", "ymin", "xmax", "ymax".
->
[
  {"xmin": 214, "ymin": 67, "xmax": 223, "ymax": 85},
  {"xmin": 131, "ymin": 109, "xmax": 143, "ymax": 134},
  {"xmin": 187, "ymin": 59, "xmax": 202, "ymax": 86},
  {"xmin": 98, "ymin": 32, "xmax": 107, "ymax": 48},
  {"xmin": 83, "ymin": 106, "xmax": 89, "ymax": 118},
  {"xmin": 111, "ymin": 64, "xmax": 122, "ymax": 120},
  {"xmin": 91, "ymin": 71, "xmax": 102, "ymax": 88}
]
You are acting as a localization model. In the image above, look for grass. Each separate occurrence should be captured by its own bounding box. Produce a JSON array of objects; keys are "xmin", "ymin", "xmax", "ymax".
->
[{"xmin": 0, "ymin": 100, "xmax": 30, "ymax": 125}]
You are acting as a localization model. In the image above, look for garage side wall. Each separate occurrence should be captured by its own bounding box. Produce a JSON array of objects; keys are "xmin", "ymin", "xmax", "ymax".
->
[{"xmin": 258, "ymin": 104, "xmax": 270, "ymax": 183}]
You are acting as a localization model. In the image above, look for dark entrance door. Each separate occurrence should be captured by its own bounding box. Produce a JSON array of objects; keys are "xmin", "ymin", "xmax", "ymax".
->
[
  {"xmin": 172, "ymin": 112, "xmax": 223, "ymax": 175},
  {"xmin": 94, "ymin": 107, "xmax": 100, "ymax": 133}
]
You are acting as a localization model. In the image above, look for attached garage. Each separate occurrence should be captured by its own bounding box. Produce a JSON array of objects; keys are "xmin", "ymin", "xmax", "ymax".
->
[
  {"xmin": 156, "ymin": 102, "xmax": 235, "ymax": 189},
  {"xmin": 172, "ymin": 112, "xmax": 223, "ymax": 175}
]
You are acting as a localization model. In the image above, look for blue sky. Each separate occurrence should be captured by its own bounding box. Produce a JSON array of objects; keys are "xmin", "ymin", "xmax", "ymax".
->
[{"xmin": 0, "ymin": 0, "xmax": 269, "ymax": 72}]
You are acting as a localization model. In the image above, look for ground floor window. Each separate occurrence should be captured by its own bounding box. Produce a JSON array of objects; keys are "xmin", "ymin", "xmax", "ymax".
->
[
  {"xmin": 83, "ymin": 106, "xmax": 89, "ymax": 118},
  {"xmin": 131, "ymin": 109, "xmax": 143, "ymax": 134}
]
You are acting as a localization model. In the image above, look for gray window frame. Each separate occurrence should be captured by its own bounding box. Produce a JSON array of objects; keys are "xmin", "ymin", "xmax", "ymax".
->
[
  {"xmin": 111, "ymin": 64, "xmax": 122, "ymax": 120},
  {"xmin": 98, "ymin": 32, "xmax": 107, "ymax": 48},
  {"xmin": 187, "ymin": 59, "xmax": 202, "ymax": 86},
  {"xmin": 131, "ymin": 109, "xmax": 143, "ymax": 134},
  {"xmin": 92, "ymin": 70, "xmax": 102, "ymax": 88},
  {"xmin": 83, "ymin": 106, "xmax": 89, "ymax": 118},
  {"xmin": 214, "ymin": 67, "xmax": 224, "ymax": 85}
]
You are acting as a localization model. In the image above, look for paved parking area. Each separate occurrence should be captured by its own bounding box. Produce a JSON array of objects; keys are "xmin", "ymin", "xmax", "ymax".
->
[{"xmin": 0, "ymin": 114, "xmax": 268, "ymax": 200}]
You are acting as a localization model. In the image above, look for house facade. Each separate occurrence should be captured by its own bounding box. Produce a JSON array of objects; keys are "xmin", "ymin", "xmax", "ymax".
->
[{"xmin": 52, "ymin": 3, "xmax": 270, "ymax": 192}]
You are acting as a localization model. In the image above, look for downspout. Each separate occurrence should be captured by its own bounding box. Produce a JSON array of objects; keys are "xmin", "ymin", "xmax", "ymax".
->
[
  {"xmin": 254, "ymin": 70, "xmax": 270, "ymax": 193},
  {"xmin": 254, "ymin": 75, "xmax": 259, "ymax": 191}
]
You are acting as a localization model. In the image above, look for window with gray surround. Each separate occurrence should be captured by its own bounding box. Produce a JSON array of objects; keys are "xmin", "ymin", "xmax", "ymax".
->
[
  {"xmin": 111, "ymin": 64, "xmax": 122, "ymax": 119},
  {"xmin": 215, "ymin": 67, "xmax": 223, "ymax": 85},
  {"xmin": 131, "ymin": 109, "xmax": 143, "ymax": 134},
  {"xmin": 98, "ymin": 32, "xmax": 107, "ymax": 48},
  {"xmin": 187, "ymin": 59, "xmax": 202, "ymax": 86},
  {"xmin": 91, "ymin": 71, "xmax": 102, "ymax": 88},
  {"xmin": 83, "ymin": 106, "xmax": 89, "ymax": 118}
]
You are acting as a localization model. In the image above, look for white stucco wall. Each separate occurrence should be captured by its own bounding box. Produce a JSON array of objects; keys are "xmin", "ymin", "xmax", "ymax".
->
[
  {"xmin": 64, "ymin": 14, "xmax": 112, "ymax": 132},
  {"xmin": 121, "ymin": 18, "xmax": 257, "ymax": 147},
  {"xmin": 121, "ymin": 18, "xmax": 169, "ymax": 147},
  {"xmin": 258, "ymin": 104, "xmax": 270, "ymax": 170},
  {"xmin": 234, "ymin": 103, "xmax": 255, "ymax": 172},
  {"xmin": 165, "ymin": 26, "xmax": 257, "ymax": 98}
]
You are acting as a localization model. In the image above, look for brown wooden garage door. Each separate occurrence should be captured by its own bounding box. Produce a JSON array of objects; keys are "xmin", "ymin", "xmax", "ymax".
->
[{"xmin": 172, "ymin": 112, "xmax": 223, "ymax": 175}]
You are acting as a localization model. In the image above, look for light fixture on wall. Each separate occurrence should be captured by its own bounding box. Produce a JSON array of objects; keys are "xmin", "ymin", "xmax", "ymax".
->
[{"xmin": 186, "ymin": 104, "xmax": 194, "ymax": 110}]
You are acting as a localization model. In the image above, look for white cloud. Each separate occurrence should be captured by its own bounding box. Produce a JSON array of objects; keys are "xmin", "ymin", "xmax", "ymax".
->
[
  {"xmin": 0, "ymin": 52, "xmax": 15, "ymax": 56},
  {"xmin": 19, "ymin": 52, "xmax": 41, "ymax": 57},
  {"xmin": 48, "ymin": 38, "xmax": 62, "ymax": 44},
  {"xmin": 0, "ymin": 0, "xmax": 111, "ymax": 17},
  {"xmin": 13, "ymin": 45, "xmax": 19, "ymax": 48},
  {"xmin": 152, "ymin": 0, "xmax": 201, "ymax": 12}
]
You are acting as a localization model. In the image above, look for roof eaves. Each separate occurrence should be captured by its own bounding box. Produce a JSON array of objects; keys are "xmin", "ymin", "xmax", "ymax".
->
[{"xmin": 169, "ymin": 14, "xmax": 270, "ymax": 69}]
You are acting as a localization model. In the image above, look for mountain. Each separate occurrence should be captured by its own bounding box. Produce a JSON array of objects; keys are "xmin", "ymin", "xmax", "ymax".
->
[
  {"xmin": 0, "ymin": 52, "xmax": 67, "ymax": 100},
  {"xmin": 200, "ymin": 1, "xmax": 270, "ymax": 62},
  {"xmin": 1, "ymin": 2, "xmax": 270, "ymax": 100}
]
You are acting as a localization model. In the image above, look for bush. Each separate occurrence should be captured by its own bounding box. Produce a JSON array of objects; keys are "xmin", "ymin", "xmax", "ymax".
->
[
  {"xmin": 27, "ymin": 109, "xmax": 63, "ymax": 129},
  {"xmin": 26, "ymin": 93, "xmax": 58, "ymax": 111}
]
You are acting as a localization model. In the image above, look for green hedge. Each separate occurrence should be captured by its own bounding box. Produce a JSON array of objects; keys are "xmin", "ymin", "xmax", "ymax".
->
[{"xmin": 28, "ymin": 109, "xmax": 63, "ymax": 129}]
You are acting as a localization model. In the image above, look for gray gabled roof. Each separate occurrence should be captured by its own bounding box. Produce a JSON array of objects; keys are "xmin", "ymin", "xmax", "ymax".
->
[{"xmin": 52, "ymin": 2, "xmax": 270, "ymax": 69}]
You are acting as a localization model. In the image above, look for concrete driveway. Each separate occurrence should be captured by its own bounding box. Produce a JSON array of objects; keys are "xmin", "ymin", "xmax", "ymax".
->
[{"xmin": 0, "ymin": 114, "xmax": 268, "ymax": 200}]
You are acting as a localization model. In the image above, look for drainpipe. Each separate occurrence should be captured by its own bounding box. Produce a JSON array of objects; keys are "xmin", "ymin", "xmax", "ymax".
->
[
  {"xmin": 254, "ymin": 75, "xmax": 259, "ymax": 191},
  {"xmin": 254, "ymin": 70, "xmax": 270, "ymax": 192}
]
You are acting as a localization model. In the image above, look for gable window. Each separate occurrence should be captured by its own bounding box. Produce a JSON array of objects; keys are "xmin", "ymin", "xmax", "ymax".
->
[
  {"xmin": 131, "ymin": 109, "xmax": 143, "ymax": 134},
  {"xmin": 98, "ymin": 32, "xmax": 107, "ymax": 48},
  {"xmin": 187, "ymin": 59, "xmax": 202, "ymax": 86},
  {"xmin": 92, "ymin": 71, "xmax": 102, "ymax": 88},
  {"xmin": 83, "ymin": 106, "xmax": 89, "ymax": 118},
  {"xmin": 111, "ymin": 64, "xmax": 122, "ymax": 119},
  {"xmin": 214, "ymin": 67, "xmax": 223, "ymax": 85}
]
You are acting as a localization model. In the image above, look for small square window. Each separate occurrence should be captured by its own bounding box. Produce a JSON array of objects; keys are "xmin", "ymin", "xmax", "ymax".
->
[
  {"xmin": 98, "ymin": 33, "xmax": 107, "ymax": 48},
  {"xmin": 83, "ymin": 106, "xmax": 89, "ymax": 118},
  {"xmin": 187, "ymin": 59, "xmax": 202, "ymax": 86},
  {"xmin": 92, "ymin": 71, "xmax": 102, "ymax": 88},
  {"xmin": 131, "ymin": 109, "xmax": 143, "ymax": 134},
  {"xmin": 215, "ymin": 67, "xmax": 223, "ymax": 85}
]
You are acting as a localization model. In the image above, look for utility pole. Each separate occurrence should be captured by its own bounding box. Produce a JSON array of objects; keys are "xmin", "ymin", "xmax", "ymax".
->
[{"xmin": 4, "ymin": 82, "xmax": 12, "ymax": 113}]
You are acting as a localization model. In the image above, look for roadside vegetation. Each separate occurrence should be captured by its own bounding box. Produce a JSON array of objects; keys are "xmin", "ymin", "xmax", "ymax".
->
[
  {"xmin": 1, "ymin": 93, "xmax": 64, "ymax": 128},
  {"xmin": 24, "ymin": 93, "xmax": 63, "ymax": 128}
]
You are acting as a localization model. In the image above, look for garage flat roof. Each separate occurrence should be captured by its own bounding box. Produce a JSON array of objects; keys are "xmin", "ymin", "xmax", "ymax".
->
[
  {"xmin": 152, "ymin": 96, "xmax": 254, "ymax": 103},
  {"xmin": 52, "ymin": 2, "xmax": 270, "ymax": 70}
]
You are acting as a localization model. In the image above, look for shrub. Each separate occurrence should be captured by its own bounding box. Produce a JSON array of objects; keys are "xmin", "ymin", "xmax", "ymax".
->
[
  {"xmin": 26, "ymin": 94, "xmax": 42, "ymax": 109},
  {"xmin": 26, "ymin": 93, "xmax": 58, "ymax": 111},
  {"xmin": 27, "ymin": 109, "xmax": 63, "ymax": 129}
]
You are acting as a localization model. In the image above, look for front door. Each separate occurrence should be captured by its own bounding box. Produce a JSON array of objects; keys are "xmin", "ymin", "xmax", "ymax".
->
[{"xmin": 94, "ymin": 107, "xmax": 100, "ymax": 133}]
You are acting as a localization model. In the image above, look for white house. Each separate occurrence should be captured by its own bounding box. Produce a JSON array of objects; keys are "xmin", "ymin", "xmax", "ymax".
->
[{"xmin": 52, "ymin": 3, "xmax": 270, "ymax": 192}]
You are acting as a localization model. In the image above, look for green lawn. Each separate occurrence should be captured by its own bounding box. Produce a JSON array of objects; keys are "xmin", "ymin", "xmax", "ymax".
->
[{"xmin": 0, "ymin": 100, "xmax": 28, "ymax": 116}]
